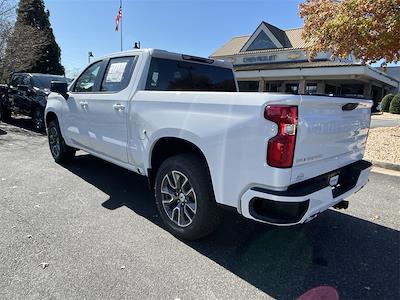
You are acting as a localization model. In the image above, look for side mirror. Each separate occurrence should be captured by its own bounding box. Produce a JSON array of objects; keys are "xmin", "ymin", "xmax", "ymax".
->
[{"xmin": 50, "ymin": 81, "xmax": 69, "ymax": 99}]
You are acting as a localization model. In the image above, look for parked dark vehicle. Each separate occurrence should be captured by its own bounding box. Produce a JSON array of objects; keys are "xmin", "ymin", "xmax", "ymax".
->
[{"xmin": 0, "ymin": 73, "xmax": 68, "ymax": 132}]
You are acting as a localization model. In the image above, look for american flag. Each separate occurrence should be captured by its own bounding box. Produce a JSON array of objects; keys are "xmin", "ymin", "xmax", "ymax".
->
[{"xmin": 115, "ymin": 5, "xmax": 122, "ymax": 32}]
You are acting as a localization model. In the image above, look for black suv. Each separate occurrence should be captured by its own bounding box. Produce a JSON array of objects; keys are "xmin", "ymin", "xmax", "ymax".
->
[{"xmin": 0, "ymin": 73, "xmax": 68, "ymax": 132}]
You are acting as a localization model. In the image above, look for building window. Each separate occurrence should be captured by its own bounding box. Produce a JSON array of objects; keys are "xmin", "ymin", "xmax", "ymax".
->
[
  {"xmin": 246, "ymin": 31, "xmax": 277, "ymax": 51},
  {"xmin": 341, "ymin": 84, "xmax": 363, "ymax": 97},
  {"xmin": 265, "ymin": 82, "xmax": 279, "ymax": 92},
  {"xmin": 285, "ymin": 83, "xmax": 299, "ymax": 94},
  {"xmin": 238, "ymin": 81, "xmax": 259, "ymax": 92},
  {"xmin": 325, "ymin": 84, "xmax": 338, "ymax": 95},
  {"xmin": 305, "ymin": 83, "xmax": 317, "ymax": 94},
  {"xmin": 325, "ymin": 84, "xmax": 363, "ymax": 97}
]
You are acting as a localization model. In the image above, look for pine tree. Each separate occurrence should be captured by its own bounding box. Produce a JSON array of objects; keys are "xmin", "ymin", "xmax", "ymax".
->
[{"xmin": 2, "ymin": 0, "xmax": 64, "ymax": 80}]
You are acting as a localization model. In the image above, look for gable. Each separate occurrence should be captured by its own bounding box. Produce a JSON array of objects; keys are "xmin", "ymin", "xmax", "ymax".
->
[
  {"xmin": 240, "ymin": 22, "xmax": 285, "ymax": 52},
  {"xmin": 210, "ymin": 24, "xmax": 304, "ymax": 58}
]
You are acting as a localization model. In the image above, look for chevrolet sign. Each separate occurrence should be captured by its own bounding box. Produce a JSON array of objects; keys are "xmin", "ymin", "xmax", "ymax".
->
[{"xmin": 242, "ymin": 55, "xmax": 277, "ymax": 64}]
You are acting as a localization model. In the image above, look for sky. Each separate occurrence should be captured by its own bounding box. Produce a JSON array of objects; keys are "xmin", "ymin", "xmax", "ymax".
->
[{"xmin": 43, "ymin": 0, "xmax": 304, "ymax": 77}]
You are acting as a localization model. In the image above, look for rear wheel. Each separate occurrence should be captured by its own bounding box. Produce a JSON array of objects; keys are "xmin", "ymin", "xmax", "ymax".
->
[
  {"xmin": 32, "ymin": 107, "xmax": 45, "ymax": 132},
  {"xmin": 154, "ymin": 154, "xmax": 221, "ymax": 240},
  {"xmin": 47, "ymin": 119, "xmax": 76, "ymax": 164}
]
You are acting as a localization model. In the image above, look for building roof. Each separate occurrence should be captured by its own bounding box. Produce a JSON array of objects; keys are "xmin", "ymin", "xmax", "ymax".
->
[
  {"xmin": 285, "ymin": 27, "xmax": 309, "ymax": 48},
  {"xmin": 234, "ymin": 60, "xmax": 362, "ymax": 71},
  {"xmin": 211, "ymin": 36, "xmax": 250, "ymax": 58},
  {"xmin": 210, "ymin": 23, "xmax": 308, "ymax": 58},
  {"xmin": 376, "ymin": 66, "xmax": 400, "ymax": 81}
]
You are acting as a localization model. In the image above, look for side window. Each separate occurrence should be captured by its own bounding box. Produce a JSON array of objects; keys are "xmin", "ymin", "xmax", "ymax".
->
[
  {"xmin": 74, "ymin": 61, "xmax": 103, "ymax": 92},
  {"xmin": 100, "ymin": 56, "xmax": 136, "ymax": 92},
  {"xmin": 22, "ymin": 75, "xmax": 31, "ymax": 86},
  {"xmin": 11, "ymin": 75, "xmax": 22, "ymax": 86},
  {"xmin": 145, "ymin": 57, "xmax": 236, "ymax": 92},
  {"xmin": 145, "ymin": 58, "xmax": 191, "ymax": 91}
]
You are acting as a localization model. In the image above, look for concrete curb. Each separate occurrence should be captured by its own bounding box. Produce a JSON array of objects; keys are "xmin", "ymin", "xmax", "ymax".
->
[{"xmin": 370, "ymin": 160, "xmax": 400, "ymax": 172}]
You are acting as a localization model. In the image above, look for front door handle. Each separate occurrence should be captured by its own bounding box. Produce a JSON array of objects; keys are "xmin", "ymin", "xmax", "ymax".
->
[{"xmin": 113, "ymin": 103, "xmax": 125, "ymax": 111}]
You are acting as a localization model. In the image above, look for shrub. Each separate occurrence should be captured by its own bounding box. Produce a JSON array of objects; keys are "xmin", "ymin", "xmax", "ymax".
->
[
  {"xmin": 380, "ymin": 94, "xmax": 394, "ymax": 112},
  {"xmin": 389, "ymin": 94, "xmax": 400, "ymax": 114}
]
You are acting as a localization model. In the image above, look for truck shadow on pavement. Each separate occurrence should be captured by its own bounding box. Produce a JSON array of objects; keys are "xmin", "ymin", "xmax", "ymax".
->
[
  {"xmin": 0, "ymin": 115, "xmax": 45, "ymax": 134},
  {"xmin": 66, "ymin": 154, "xmax": 399, "ymax": 300}
]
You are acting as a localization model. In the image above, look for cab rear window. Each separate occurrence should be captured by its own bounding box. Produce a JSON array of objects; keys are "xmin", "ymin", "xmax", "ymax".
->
[{"xmin": 145, "ymin": 57, "xmax": 236, "ymax": 92}]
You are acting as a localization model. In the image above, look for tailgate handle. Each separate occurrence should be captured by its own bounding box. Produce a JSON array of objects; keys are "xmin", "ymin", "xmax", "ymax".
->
[{"xmin": 342, "ymin": 103, "xmax": 358, "ymax": 111}]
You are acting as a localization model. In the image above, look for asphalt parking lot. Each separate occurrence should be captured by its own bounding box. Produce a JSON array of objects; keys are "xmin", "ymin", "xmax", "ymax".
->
[{"xmin": 1, "ymin": 117, "xmax": 399, "ymax": 300}]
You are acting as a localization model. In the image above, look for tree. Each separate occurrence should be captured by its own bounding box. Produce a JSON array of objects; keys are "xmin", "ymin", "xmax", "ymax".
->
[
  {"xmin": 2, "ymin": 0, "xmax": 64, "ymax": 80},
  {"xmin": 0, "ymin": 0, "xmax": 16, "ymax": 76},
  {"xmin": 381, "ymin": 94, "xmax": 395, "ymax": 112},
  {"xmin": 389, "ymin": 94, "xmax": 400, "ymax": 114},
  {"xmin": 299, "ymin": 0, "xmax": 400, "ymax": 62}
]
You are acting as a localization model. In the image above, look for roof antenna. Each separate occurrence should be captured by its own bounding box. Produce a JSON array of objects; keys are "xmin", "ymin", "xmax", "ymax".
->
[{"xmin": 133, "ymin": 41, "xmax": 141, "ymax": 49}]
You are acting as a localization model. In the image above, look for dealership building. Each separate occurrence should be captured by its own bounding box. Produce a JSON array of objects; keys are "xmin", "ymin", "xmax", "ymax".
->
[{"xmin": 210, "ymin": 22, "xmax": 400, "ymax": 103}]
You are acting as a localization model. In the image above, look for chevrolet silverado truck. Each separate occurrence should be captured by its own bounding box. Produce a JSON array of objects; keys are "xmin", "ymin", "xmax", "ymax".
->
[
  {"xmin": 45, "ymin": 49, "xmax": 372, "ymax": 240},
  {"xmin": 0, "ymin": 73, "xmax": 68, "ymax": 131}
]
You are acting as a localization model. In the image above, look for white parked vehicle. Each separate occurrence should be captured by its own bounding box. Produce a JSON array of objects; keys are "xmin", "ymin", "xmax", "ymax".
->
[{"xmin": 45, "ymin": 49, "xmax": 372, "ymax": 240}]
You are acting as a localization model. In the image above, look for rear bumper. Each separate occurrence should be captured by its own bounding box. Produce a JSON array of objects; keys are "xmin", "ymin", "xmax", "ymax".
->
[{"xmin": 240, "ymin": 160, "xmax": 372, "ymax": 225}]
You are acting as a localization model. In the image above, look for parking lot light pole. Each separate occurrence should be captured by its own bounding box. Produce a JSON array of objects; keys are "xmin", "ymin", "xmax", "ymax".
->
[{"xmin": 88, "ymin": 51, "xmax": 94, "ymax": 63}]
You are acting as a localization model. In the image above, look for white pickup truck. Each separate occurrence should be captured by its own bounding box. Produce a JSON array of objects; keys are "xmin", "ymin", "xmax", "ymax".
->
[{"xmin": 45, "ymin": 49, "xmax": 372, "ymax": 240}]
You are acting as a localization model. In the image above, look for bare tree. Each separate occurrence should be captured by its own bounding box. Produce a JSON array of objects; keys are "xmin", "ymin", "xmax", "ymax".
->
[
  {"xmin": 2, "ymin": 0, "xmax": 64, "ymax": 80},
  {"xmin": 2, "ymin": 24, "xmax": 49, "ymax": 77},
  {"xmin": 0, "ymin": 0, "xmax": 16, "ymax": 80}
]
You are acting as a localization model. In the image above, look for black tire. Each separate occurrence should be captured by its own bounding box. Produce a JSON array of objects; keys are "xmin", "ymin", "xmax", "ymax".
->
[
  {"xmin": 32, "ymin": 107, "xmax": 45, "ymax": 132},
  {"xmin": 154, "ymin": 154, "xmax": 221, "ymax": 240},
  {"xmin": 0, "ymin": 104, "xmax": 11, "ymax": 121},
  {"xmin": 47, "ymin": 119, "xmax": 76, "ymax": 164}
]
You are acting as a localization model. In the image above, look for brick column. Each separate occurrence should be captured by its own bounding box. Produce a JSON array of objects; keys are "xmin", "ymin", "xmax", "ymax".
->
[
  {"xmin": 317, "ymin": 81, "xmax": 325, "ymax": 94},
  {"xmin": 258, "ymin": 78, "xmax": 265, "ymax": 92},
  {"xmin": 298, "ymin": 78, "xmax": 306, "ymax": 94},
  {"xmin": 363, "ymin": 82, "xmax": 372, "ymax": 99}
]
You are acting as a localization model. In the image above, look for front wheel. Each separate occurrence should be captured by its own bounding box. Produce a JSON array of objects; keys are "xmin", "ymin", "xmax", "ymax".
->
[
  {"xmin": 154, "ymin": 154, "xmax": 221, "ymax": 240},
  {"xmin": 47, "ymin": 120, "xmax": 76, "ymax": 164}
]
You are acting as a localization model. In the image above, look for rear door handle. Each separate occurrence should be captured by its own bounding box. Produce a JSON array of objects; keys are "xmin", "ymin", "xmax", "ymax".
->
[
  {"xmin": 79, "ymin": 101, "xmax": 88, "ymax": 109},
  {"xmin": 113, "ymin": 103, "xmax": 125, "ymax": 111}
]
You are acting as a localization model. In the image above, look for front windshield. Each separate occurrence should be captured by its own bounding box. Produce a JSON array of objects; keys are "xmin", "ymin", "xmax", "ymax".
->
[{"xmin": 32, "ymin": 76, "xmax": 67, "ymax": 90}]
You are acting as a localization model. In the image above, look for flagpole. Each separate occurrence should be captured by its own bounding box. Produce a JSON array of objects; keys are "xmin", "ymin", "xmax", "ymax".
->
[{"xmin": 120, "ymin": 0, "xmax": 123, "ymax": 52}]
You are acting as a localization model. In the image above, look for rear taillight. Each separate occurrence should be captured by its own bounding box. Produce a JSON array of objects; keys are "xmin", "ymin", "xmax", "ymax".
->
[{"xmin": 264, "ymin": 105, "xmax": 298, "ymax": 168}]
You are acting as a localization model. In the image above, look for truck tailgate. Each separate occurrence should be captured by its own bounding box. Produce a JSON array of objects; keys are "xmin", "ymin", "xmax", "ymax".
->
[{"xmin": 291, "ymin": 95, "xmax": 372, "ymax": 184}]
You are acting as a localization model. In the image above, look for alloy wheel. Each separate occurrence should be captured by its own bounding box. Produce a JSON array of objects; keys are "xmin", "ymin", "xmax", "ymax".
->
[
  {"xmin": 48, "ymin": 126, "xmax": 61, "ymax": 158},
  {"xmin": 161, "ymin": 170, "xmax": 197, "ymax": 227},
  {"xmin": 33, "ymin": 109, "xmax": 44, "ymax": 131}
]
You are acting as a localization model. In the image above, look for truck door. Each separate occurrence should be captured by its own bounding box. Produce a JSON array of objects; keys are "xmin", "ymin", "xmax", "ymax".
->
[
  {"xmin": 83, "ymin": 56, "xmax": 138, "ymax": 164},
  {"xmin": 18, "ymin": 75, "xmax": 34, "ymax": 114},
  {"xmin": 65, "ymin": 60, "xmax": 104, "ymax": 150},
  {"xmin": 9, "ymin": 75, "xmax": 22, "ymax": 111}
]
